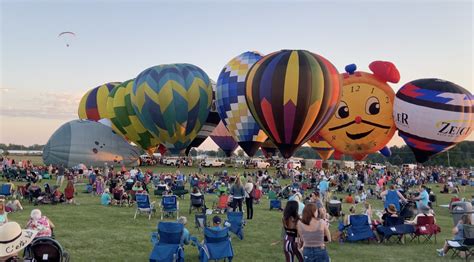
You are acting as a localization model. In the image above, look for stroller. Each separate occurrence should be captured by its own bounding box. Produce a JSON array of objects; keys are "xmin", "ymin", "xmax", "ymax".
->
[
  {"xmin": 23, "ymin": 237, "xmax": 70, "ymax": 262},
  {"xmin": 327, "ymin": 200, "xmax": 343, "ymax": 220},
  {"xmin": 399, "ymin": 201, "xmax": 416, "ymax": 220}
]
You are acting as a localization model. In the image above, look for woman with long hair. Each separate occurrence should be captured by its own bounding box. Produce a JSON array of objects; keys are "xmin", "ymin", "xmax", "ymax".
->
[
  {"xmin": 230, "ymin": 175, "xmax": 245, "ymax": 212},
  {"xmin": 297, "ymin": 204, "xmax": 331, "ymax": 262},
  {"xmin": 282, "ymin": 201, "xmax": 303, "ymax": 262}
]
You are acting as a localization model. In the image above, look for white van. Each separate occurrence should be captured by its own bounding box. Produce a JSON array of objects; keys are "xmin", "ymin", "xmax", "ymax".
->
[{"xmin": 402, "ymin": 164, "xmax": 417, "ymax": 170}]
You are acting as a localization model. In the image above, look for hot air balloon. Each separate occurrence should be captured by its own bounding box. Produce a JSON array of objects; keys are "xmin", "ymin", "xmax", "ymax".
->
[
  {"xmin": 78, "ymin": 82, "xmax": 121, "ymax": 121},
  {"xmin": 216, "ymin": 51, "xmax": 268, "ymax": 157},
  {"xmin": 319, "ymin": 61, "xmax": 399, "ymax": 161},
  {"xmin": 393, "ymin": 78, "xmax": 473, "ymax": 163},
  {"xmin": 260, "ymin": 138, "xmax": 278, "ymax": 158},
  {"xmin": 185, "ymin": 79, "xmax": 220, "ymax": 155},
  {"xmin": 106, "ymin": 84, "xmax": 128, "ymax": 138},
  {"xmin": 131, "ymin": 64, "xmax": 212, "ymax": 155},
  {"xmin": 111, "ymin": 79, "xmax": 160, "ymax": 153},
  {"xmin": 245, "ymin": 50, "xmax": 342, "ymax": 158},
  {"xmin": 210, "ymin": 122, "xmax": 238, "ymax": 157},
  {"xmin": 307, "ymin": 134, "xmax": 335, "ymax": 161},
  {"xmin": 58, "ymin": 31, "xmax": 75, "ymax": 47},
  {"xmin": 43, "ymin": 120, "xmax": 140, "ymax": 167}
]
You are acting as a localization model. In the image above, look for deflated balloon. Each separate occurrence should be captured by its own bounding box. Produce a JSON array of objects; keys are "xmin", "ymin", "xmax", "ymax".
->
[
  {"xmin": 246, "ymin": 50, "xmax": 341, "ymax": 158},
  {"xmin": 320, "ymin": 61, "xmax": 399, "ymax": 161},
  {"xmin": 210, "ymin": 121, "xmax": 238, "ymax": 157},
  {"xmin": 112, "ymin": 79, "xmax": 160, "ymax": 153},
  {"xmin": 131, "ymin": 64, "xmax": 212, "ymax": 155},
  {"xmin": 393, "ymin": 78, "xmax": 473, "ymax": 163},
  {"xmin": 43, "ymin": 120, "xmax": 140, "ymax": 167},
  {"xmin": 216, "ymin": 51, "xmax": 268, "ymax": 157}
]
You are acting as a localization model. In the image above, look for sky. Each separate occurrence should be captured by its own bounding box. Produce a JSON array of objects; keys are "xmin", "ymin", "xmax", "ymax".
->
[{"xmin": 0, "ymin": 0, "xmax": 473, "ymax": 150}]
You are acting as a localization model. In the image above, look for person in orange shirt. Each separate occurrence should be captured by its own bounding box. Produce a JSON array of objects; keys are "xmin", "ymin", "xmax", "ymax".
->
[{"xmin": 345, "ymin": 193, "xmax": 354, "ymax": 204}]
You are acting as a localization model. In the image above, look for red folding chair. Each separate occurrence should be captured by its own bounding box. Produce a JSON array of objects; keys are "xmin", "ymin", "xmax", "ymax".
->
[{"xmin": 411, "ymin": 215, "xmax": 441, "ymax": 243}]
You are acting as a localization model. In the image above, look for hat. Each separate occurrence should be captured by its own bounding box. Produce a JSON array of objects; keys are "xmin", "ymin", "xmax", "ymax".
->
[
  {"xmin": 387, "ymin": 204, "xmax": 397, "ymax": 214},
  {"xmin": 0, "ymin": 222, "xmax": 37, "ymax": 257},
  {"xmin": 213, "ymin": 216, "xmax": 222, "ymax": 225}
]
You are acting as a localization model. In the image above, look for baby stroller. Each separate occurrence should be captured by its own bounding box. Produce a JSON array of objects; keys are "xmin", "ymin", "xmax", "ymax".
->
[
  {"xmin": 327, "ymin": 200, "xmax": 343, "ymax": 221},
  {"xmin": 23, "ymin": 237, "xmax": 70, "ymax": 262},
  {"xmin": 213, "ymin": 194, "xmax": 229, "ymax": 214},
  {"xmin": 399, "ymin": 201, "xmax": 416, "ymax": 220}
]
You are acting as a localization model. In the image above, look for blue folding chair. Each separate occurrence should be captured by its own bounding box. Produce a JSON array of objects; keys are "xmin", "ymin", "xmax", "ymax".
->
[
  {"xmin": 134, "ymin": 194, "xmax": 156, "ymax": 220},
  {"xmin": 194, "ymin": 227, "xmax": 234, "ymax": 262},
  {"xmin": 345, "ymin": 215, "xmax": 375, "ymax": 242},
  {"xmin": 376, "ymin": 216, "xmax": 415, "ymax": 243},
  {"xmin": 0, "ymin": 184, "xmax": 12, "ymax": 197},
  {"xmin": 226, "ymin": 212, "xmax": 244, "ymax": 240},
  {"xmin": 161, "ymin": 195, "xmax": 179, "ymax": 220},
  {"xmin": 150, "ymin": 222, "xmax": 185, "ymax": 262}
]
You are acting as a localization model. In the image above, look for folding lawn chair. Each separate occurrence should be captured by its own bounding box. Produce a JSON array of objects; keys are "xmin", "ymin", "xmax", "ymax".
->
[
  {"xmin": 377, "ymin": 216, "xmax": 415, "ymax": 244},
  {"xmin": 411, "ymin": 215, "xmax": 441, "ymax": 243},
  {"xmin": 134, "ymin": 194, "xmax": 156, "ymax": 220},
  {"xmin": 0, "ymin": 184, "xmax": 12, "ymax": 197},
  {"xmin": 345, "ymin": 215, "xmax": 375, "ymax": 242},
  {"xmin": 194, "ymin": 227, "xmax": 234, "ymax": 262},
  {"xmin": 268, "ymin": 191, "xmax": 281, "ymax": 210},
  {"xmin": 226, "ymin": 212, "xmax": 244, "ymax": 240},
  {"xmin": 214, "ymin": 194, "xmax": 229, "ymax": 214},
  {"xmin": 195, "ymin": 213, "xmax": 208, "ymax": 231},
  {"xmin": 189, "ymin": 194, "xmax": 205, "ymax": 214},
  {"xmin": 161, "ymin": 195, "xmax": 179, "ymax": 220},
  {"xmin": 448, "ymin": 224, "xmax": 474, "ymax": 261},
  {"xmin": 150, "ymin": 222, "xmax": 185, "ymax": 262}
]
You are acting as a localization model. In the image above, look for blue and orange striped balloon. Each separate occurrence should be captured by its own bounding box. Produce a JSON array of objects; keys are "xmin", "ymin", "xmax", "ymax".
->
[{"xmin": 245, "ymin": 50, "xmax": 342, "ymax": 158}]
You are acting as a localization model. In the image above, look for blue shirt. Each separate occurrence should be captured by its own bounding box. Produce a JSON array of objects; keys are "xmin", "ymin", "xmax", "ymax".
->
[
  {"xmin": 319, "ymin": 180, "xmax": 329, "ymax": 192},
  {"xmin": 101, "ymin": 193, "xmax": 111, "ymax": 205},
  {"xmin": 181, "ymin": 228, "xmax": 190, "ymax": 245},
  {"xmin": 418, "ymin": 190, "xmax": 429, "ymax": 208}
]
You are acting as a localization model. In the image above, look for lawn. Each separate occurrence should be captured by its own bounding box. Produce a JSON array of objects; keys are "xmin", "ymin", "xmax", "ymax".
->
[{"xmin": 3, "ymin": 165, "xmax": 472, "ymax": 261}]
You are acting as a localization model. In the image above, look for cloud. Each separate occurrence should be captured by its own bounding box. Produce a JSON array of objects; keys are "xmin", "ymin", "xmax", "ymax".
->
[{"xmin": 0, "ymin": 90, "xmax": 82, "ymax": 119}]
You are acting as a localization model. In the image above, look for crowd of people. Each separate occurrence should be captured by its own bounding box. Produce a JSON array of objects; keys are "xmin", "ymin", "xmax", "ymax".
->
[{"xmin": 1, "ymin": 155, "xmax": 473, "ymax": 261}]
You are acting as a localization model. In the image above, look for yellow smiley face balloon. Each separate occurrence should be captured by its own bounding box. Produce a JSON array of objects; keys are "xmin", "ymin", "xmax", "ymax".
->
[{"xmin": 320, "ymin": 61, "xmax": 399, "ymax": 160}]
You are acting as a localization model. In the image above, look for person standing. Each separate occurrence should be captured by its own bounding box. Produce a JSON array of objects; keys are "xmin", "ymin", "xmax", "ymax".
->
[
  {"xmin": 282, "ymin": 201, "xmax": 303, "ymax": 262},
  {"xmin": 230, "ymin": 175, "xmax": 245, "ymax": 212},
  {"xmin": 381, "ymin": 185, "xmax": 407, "ymax": 212},
  {"xmin": 56, "ymin": 164, "xmax": 65, "ymax": 187},
  {"xmin": 297, "ymin": 204, "xmax": 331, "ymax": 262},
  {"xmin": 244, "ymin": 177, "xmax": 254, "ymax": 220}
]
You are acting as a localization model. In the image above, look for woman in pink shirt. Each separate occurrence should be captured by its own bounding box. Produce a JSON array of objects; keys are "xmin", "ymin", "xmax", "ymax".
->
[{"xmin": 26, "ymin": 209, "xmax": 55, "ymax": 238}]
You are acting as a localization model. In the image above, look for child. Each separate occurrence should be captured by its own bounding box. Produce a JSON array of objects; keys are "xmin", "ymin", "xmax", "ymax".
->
[{"xmin": 101, "ymin": 188, "xmax": 111, "ymax": 206}]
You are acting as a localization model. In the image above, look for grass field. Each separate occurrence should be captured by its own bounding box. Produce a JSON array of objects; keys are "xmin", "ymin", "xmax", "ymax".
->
[{"xmin": 2, "ymin": 165, "xmax": 472, "ymax": 261}]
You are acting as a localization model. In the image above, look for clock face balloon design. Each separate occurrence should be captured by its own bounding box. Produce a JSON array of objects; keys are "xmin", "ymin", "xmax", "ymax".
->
[{"xmin": 320, "ymin": 61, "xmax": 399, "ymax": 160}]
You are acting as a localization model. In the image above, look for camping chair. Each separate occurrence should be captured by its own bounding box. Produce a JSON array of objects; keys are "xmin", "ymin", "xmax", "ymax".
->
[
  {"xmin": 268, "ymin": 191, "xmax": 281, "ymax": 210},
  {"xmin": 213, "ymin": 194, "xmax": 229, "ymax": 214},
  {"xmin": 448, "ymin": 224, "xmax": 474, "ymax": 261},
  {"xmin": 193, "ymin": 227, "xmax": 234, "ymax": 262},
  {"xmin": 0, "ymin": 184, "xmax": 12, "ymax": 197},
  {"xmin": 195, "ymin": 213, "xmax": 208, "ymax": 231},
  {"xmin": 190, "ymin": 194, "xmax": 205, "ymax": 214},
  {"xmin": 377, "ymin": 216, "xmax": 415, "ymax": 244},
  {"xmin": 23, "ymin": 237, "xmax": 70, "ymax": 262},
  {"xmin": 172, "ymin": 186, "xmax": 189, "ymax": 199},
  {"xmin": 226, "ymin": 212, "xmax": 244, "ymax": 240},
  {"xmin": 345, "ymin": 215, "xmax": 375, "ymax": 242},
  {"xmin": 253, "ymin": 188, "xmax": 263, "ymax": 204},
  {"xmin": 411, "ymin": 215, "xmax": 441, "ymax": 243},
  {"xmin": 154, "ymin": 185, "xmax": 167, "ymax": 196},
  {"xmin": 161, "ymin": 195, "xmax": 179, "ymax": 220},
  {"xmin": 134, "ymin": 194, "xmax": 156, "ymax": 220},
  {"xmin": 149, "ymin": 222, "xmax": 185, "ymax": 262},
  {"xmin": 327, "ymin": 201, "xmax": 343, "ymax": 220}
]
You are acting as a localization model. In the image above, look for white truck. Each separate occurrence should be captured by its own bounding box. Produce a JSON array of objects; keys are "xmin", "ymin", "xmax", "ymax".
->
[
  {"xmin": 402, "ymin": 164, "xmax": 417, "ymax": 170},
  {"xmin": 202, "ymin": 158, "xmax": 226, "ymax": 167}
]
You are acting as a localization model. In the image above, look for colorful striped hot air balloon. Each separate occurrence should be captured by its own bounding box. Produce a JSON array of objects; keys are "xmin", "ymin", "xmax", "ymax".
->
[
  {"xmin": 210, "ymin": 121, "xmax": 238, "ymax": 157},
  {"xmin": 185, "ymin": 79, "xmax": 220, "ymax": 155},
  {"xmin": 106, "ymin": 84, "xmax": 128, "ymax": 138},
  {"xmin": 131, "ymin": 64, "xmax": 212, "ymax": 155},
  {"xmin": 307, "ymin": 134, "xmax": 334, "ymax": 161},
  {"xmin": 245, "ymin": 50, "xmax": 342, "ymax": 158},
  {"xmin": 78, "ymin": 82, "xmax": 121, "ymax": 121},
  {"xmin": 393, "ymin": 78, "xmax": 473, "ymax": 163},
  {"xmin": 216, "ymin": 51, "xmax": 268, "ymax": 157},
  {"xmin": 112, "ymin": 79, "xmax": 160, "ymax": 153},
  {"xmin": 260, "ymin": 138, "xmax": 278, "ymax": 158}
]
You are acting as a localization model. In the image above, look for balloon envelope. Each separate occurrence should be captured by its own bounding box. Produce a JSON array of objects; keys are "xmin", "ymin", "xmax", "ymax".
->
[
  {"xmin": 216, "ymin": 51, "xmax": 268, "ymax": 157},
  {"xmin": 131, "ymin": 64, "xmax": 212, "ymax": 155},
  {"xmin": 393, "ymin": 78, "xmax": 473, "ymax": 163},
  {"xmin": 43, "ymin": 120, "xmax": 140, "ymax": 168},
  {"xmin": 210, "ymin": 122, "xmax": 238, "ymax": 157},
  {"xmin": 246, "ymin": 50, "xmax": 341, "ymax": 158},
  {"xmin": 260, "ymin": 138, "xmax": 278, "ymax": 158},
  {"xmin": 307, "ymin": 134, "xmax": 334, "ymax": 161},
  {"xmin": 78, "ymin": 82, "xmax": 121, "ymax": 121}
]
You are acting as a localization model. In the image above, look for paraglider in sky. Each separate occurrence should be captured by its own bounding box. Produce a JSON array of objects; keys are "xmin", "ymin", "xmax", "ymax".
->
[
  {"xmin": 43, "ymin": 120, "xmax": 140, "ymax": 167},
  {"xmin": 185, "ymin": 79, "xmax": 220, "ymax": 155},
  {"xmin": 216, "ymin": 51, "xmax": 268, "ymax": 157},
  {"xmin": 58, "ymin": 31, "xmax": 75, "ymax": 47},
  {"xmin": 131, "ymin": 64, "xmax": 212, "ymax": 155},
  {"xmin": 210, "ymin": 122, "xmax": 238, "ymax": 157},
  {"xmin": 320, "ymin": 61, "xmax": 399, "ymax": 161},
  {"xmin": 307, "ymin": 134, "xmax": 334, "ymax": 161},
  {"xmin": 260, "ymin": 138, "xmax": 278, "ymax": 158},
  {"xmin": 246, "ymin": 50, "xmax": 341, "ymax": 158},
  {"xmin": 112, "ymin": 79, "xmax": 160, "ymax": 154},
  {"xmin": 78, "ymin": 82, "xmax": 121, "ymax": 121},
  {"xmin": 393, "ymin": 78, "xmax": 473, "ymax": 163}
]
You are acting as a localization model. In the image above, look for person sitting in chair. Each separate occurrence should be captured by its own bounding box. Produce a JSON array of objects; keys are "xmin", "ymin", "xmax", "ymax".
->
[
  {"xmin": 177, "ymin": 216, "xmax": 190, "ymax": 245},
  {"xmin": 101, "ymin": 188, "xmax": 111, "ymax": 206},
  {"xmin": 26, "ymin": 209, "xmax": 55, "ymax": 238},
  {"xmin": 211, "ymin": 216, "xmax": 224, "ymax": 231},
  {"xmin": 437, "ymin": 214, "xmax": 472, "ymax": 256}
]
